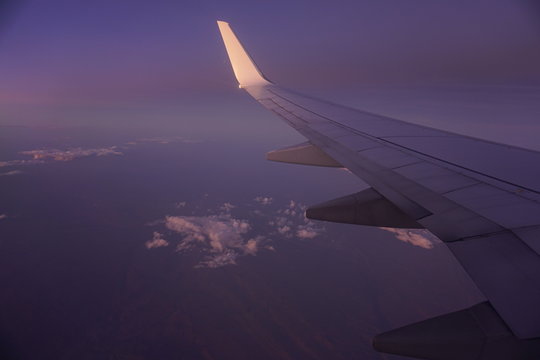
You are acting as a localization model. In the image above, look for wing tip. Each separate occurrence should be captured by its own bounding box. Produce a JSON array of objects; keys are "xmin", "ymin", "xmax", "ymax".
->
[{"xmin": 216, "ymin": 20, "xmax": 271, "ymax": 87}]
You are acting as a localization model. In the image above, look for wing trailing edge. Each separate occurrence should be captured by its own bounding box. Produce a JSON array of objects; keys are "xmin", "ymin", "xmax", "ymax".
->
[{"xmin": 374, "ymin": 301, "xmax": 540, "ymax": 360}]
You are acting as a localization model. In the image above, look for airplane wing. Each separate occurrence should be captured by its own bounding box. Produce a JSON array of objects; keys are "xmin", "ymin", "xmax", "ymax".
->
[{"xmin": 216, "ymin": 21, "xmax": 540, "ymax": 360}]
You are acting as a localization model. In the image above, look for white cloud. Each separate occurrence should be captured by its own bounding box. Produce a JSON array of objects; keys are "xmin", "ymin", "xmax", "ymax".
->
[
  {"xmin": 220, "ymin": 202, "xmax": 235, "ymax": 212},
  {"xmin": 20, "ymin": 147, "xmax": 122, "ymax": 161},
  {"xmin": 1, "ymin": 136, "xmax": 199, "ymax": 173},
  {"xmin": 273, "ymin": 215, "xmax": 292, "ymax": 228},
  {"xmin": 163, "ymin": 213, "xmax": 264, "ymax": 268},
  {"xmin": 296, "ymin": 225, "xmax": 320, "ymax": 239},
  {"xmin": 145, "ymin": 232, "xmax": 169, "ymax": 249},
  {"xmin": 138, "ymin": 137, "xmax": 176, "ymax": 144},
  {"xmin": 0, "ymin": 170, "xmax": 22, "ymax": 176},
  {"xmin": 197, "ymin": 250, "xmax": 238, "ymax": 268},
  {"xmin": 273, "ymin": 201, "xmax": 323, "ymax": 239},
  {"xmin": 379, "ymin": 227, "xmax": 437, "ymax": 249},
  {"xmin": 133, "ymin": 136, "xmax": 200, "ymax": 145},
  {"xmin": 284, "ymin": 208, "xmax": 297, "ymax": 216},
  {"xmin": 149, "ymin": 198, "xmax": 325, "ymax": 268},
  {"xmin": 0, "ymin": 147, "xmax": 120, "ymax": 170},
  {"xmin": 0, "ymin": 159, "xmax": 43, "ymax": 167},
  {"xmin": 254, "ymin": 196, "xmax": 273, "ymax": 205},
  {"xmin": 244, "ymin": 236, "xmax": 264, "ymax": 255},
  {"xmin": 175, "ymin": 201, "xmax": 187, "ymax": 208},
  {"xmin": 277, "ymin": 225, "xmax": 291, "ymax": 235}
]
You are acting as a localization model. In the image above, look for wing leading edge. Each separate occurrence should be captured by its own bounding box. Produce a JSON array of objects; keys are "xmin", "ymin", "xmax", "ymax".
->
[{"xmin": 216, "ymin": 21, "xmax": 540, "ymax": 360}]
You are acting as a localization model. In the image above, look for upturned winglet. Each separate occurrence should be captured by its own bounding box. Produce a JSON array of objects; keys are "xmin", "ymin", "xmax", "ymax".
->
[{"xmin": 217, "ymin": 21, "xmax": 272, "ymax": 87}]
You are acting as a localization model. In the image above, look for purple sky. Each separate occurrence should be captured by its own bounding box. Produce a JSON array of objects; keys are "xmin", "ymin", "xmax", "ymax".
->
[
  {"xmin": 1, "ymin": 0, "xmax": 539, "ymax": 133},
  {"xmin": 0, "ymin": 3, "xmax": 539, "ymax": 357}
]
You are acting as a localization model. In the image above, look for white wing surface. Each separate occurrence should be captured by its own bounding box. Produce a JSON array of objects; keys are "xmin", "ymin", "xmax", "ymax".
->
[{"xmin": 216, "ymin": 21, "xmax": 540, "ymax": 360}]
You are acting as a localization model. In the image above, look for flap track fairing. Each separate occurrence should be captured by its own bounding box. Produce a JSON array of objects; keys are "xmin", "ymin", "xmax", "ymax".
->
[
  {"xmin": 306, "ymin": 188, "xmax": 423, "ymax": 228},
  {"xmin": 266, "ymin": 142, "xmax": 342, "ymax": 167}
]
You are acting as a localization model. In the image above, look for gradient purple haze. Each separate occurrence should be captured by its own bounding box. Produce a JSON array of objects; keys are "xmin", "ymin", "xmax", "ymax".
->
[
  {"xmin": 1, "ymin": 2, "xmax": 540, "ymax": 358},
  {"xmin": 1, "ymin": 0, "xmax": 540, "ymax": 139}
]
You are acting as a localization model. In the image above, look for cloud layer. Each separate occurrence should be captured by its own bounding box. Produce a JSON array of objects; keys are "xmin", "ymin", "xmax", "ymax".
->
[
  {"xmin": 164, "ymin": 213, "xmax": 263, "ymax": 268},
  {"xmin": 147, "ymin": 197, "xmax": 324, "ymax": 268},
  {"xmin": 268, "ymin": 200, "xmax": 324, "ymax": 239},
  {"xmin": 146, "ymin": 196, "xmax": 438, "ymax": 269},
  {"xmin": 0, "ymin": 170, "xmax": 22, "ymax": 176},
  {"xmin": 0, "ymin": 147, "xmax": 123, "ymax": 170},
  {"xmin": 254, "ymin": 196, "xmax": 273, "ymax": 205},
  {"xmin": 0, "ymin": 159, "xmax": 44, "ymax": 168},
  {"xmin": 0, "ymin": 136, "xmax": 198, "ymax": 174},
  {"xmin": 20, "ymin": 147, "xmax": 122, "ymax": 161},
  {"xmin": 379, "ymin": 227, "xmax": 438, "ymax": 249},
  {"xmin": 131, "ymin": 136, "xmax": 199, "ymax": 145},
  {"xmin": 145, "ymin": 232, "xmax": 169, "ymax": 249}
]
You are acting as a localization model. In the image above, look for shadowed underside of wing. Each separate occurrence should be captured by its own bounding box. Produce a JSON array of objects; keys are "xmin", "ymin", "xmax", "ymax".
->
[{"xmin": 216, "ymin": 21, "xmax": 540, "ymax": 360}]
